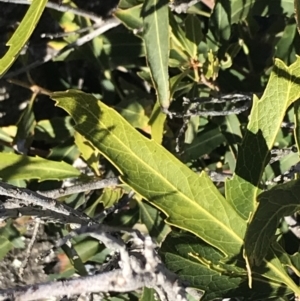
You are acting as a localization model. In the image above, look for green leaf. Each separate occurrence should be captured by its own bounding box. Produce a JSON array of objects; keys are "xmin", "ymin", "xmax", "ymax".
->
[
  {"xmin": 118, "ymin": 0, "xmax": 143, "ymax": 10},
  {"xmin": 74, "ymin": 131, "xmax": 100, "ymax": 176},
  {"xmin": 102, "ymin": 32, "xmax": 145, "ymax": 59},
  {"xmin": 275, "ymin": 20, "xmax": 297, "ymax": 64},
  {"xmin": 294, "ymin": 99, "xmax": 300, "ymax": 151},
  {"xmin": 0, "ymin": 220, "xmax": 23, "ymax": 256},
  {"xmin": 295, "ymin": 0, "xmax": 300, "ymax": 34},
  {"xmin": 219, "ymin": 114, "xmax": 242, "ymax": 160},
  {"xmin": 184, "ymin": 126, "xmax": 226, "ymax": 160},
  {"xmin": 114, "ymin": 97, "xmax": 150, "ymax": 130},
  {"xmin": 148, "ymin": 100, "xmax": 166, "ymax": 144},
  {"xmin": 13, "ymin": 94, "xmax": 36, "ymax": 154},
  {"xmin": 0, "ymin": 236, "xmax": 13, "ymax": 260},
  {"xmin": 52, "ymin": 89, "xmax": 245, "ymax": 258},
  {"xmin": 272, "ymin": 242, "xmax": 300, "ymax": 277},
  {"xmin": 48, "ymin": 139, "xmax": 80, "ymax": 164},
  {"xmin": 0, "ymin": 152, "xmax": 81, "ymax": 181},
  {"xmin": 52, "ymin": 90, "xmax": 300, "ymax": 297},
  {"xmin": 114, "ymin": 4, "xmax": 143, "ymax": 31},
  {"xmin": 169, "ymin": 14, "xmax": 200, "ymax": 60},
  {"xmin": 207, "ymin": 0, "xmax": 231, "ymax": 51},
  {"xmin": 34, "ymin": 117, "xmax": 75, "ymax": 143},
  {"xmin": 60, "ymin": 243, "xmax": 88, "ymax": 276},
  {"xmin": 59, "ymin": 238, "xmax": 103, "ymax": 273},
  {"xmin": 140, "ymin": 288, "xmax": 156, "ymax": 301},
  {"xmin": 245, "ymin": 179, "xmax": 300, "ymax": 267},
  {"xmin": 226, "ymin": 57, "xmax": 300, "ymax": 220},
  {"xmin": 185, "ymin": 15, "xmax": 203, "ymax": 58},
  {"xmin": 141, "ymin": 0, "xmax": 170, "ymax": 110},
  {"xmin": 160, "ymin": 232, "xmax": 292, "ymax": 301},
  {"xmin": 230, "ymin": 0, "xmax": 294, "ymax": 24},
  {"xmin": 138, "ymin": 200, "xmax": 171, "ymax": 244},
  {"xmin": 107, "ymin": 204, "xmax": 140, "ymax": 228},
  {"xmin": 85, "ymin": 187, "xmax": 123, "ymax": 217},
  {"xmin": 253, "ymin": 247, "xmax": 300, "ymax": 295},
  {"xmin": 0, "ymin": 0, "xmax": 47, "ymax": 77}
]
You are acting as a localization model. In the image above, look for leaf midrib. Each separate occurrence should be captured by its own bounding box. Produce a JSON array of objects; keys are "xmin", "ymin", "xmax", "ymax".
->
[{"xmin": 76, "ymin": 101, "xmax": 243, "ymax": 250}]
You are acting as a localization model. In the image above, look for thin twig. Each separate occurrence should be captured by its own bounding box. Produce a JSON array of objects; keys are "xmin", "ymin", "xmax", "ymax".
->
[
  {"xmin": 284, "ymin": 216, "xmax": 300, "ymax": 239},
  {"xmin": 18, "ymin": 219, "xmax": 40, "ymax": 280},
  {"xmin": 172, "ymin": 93, "xmax": 251, "ymax": 152},
  {"xmin": 186, "ymin": 93, "xmax": 252, "ymax": 105},
  {"xmin": 4, "ymin": 18, "xmax": 121, "ymax": 78},
  {"xmin": 0, "ymin": 0, "xmax": 103, "ymax": 23},
  {"xmin": 0, "ymin": 228, "xmax": 195, "ymax": 301},
  {"xmin": 0, "ymin": 181, "xmax": 90, "ymax": 221},
  {"xmin": 281, "ymin": 121, "xmax": 295, "ymax": 129},
  {"xmin": 168, "ymin": 93, "xmax": 252, "ymax": 119},
  {"xmin": 169, "ymin": 0, "xmax": 202, "ymax": 13},
  {"xmin": 269, "ymin": 146, "xmax": 298, "ymax": 165},
  {"xmin": 264, "ymin": 162, "xmax": 300, "ymax": 186},
  {"xmin": 55, "ymin": 223, "xmax": 141, "ymax": 249},
  {"xmin": 38, "ymin": 178, "xmax": 120, "ymax": 199},
  {"xmin": 207, "ymin": 171, "xmax": 231, "ymax": 182},
  {"xmin": 0, "ymin": 205, "xmax": 89, "ymax": 225},
  {"xmin": 41, "ymin": 24, "xmax": 98, "ymax": 39},
  {"xmin": 169, "ymin": 0, "xmax": 213, "ymax": 15}
]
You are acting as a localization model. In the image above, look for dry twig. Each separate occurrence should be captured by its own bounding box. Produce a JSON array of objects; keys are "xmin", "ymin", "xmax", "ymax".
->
[{"xmin": 0, "ymin": 226, "xmax": 198, "ymax": 301}]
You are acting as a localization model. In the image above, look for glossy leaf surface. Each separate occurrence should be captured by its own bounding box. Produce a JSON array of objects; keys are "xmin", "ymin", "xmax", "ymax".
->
[{"xmin": 52, "ymin": 90, "xmax": 245, "ymax": 257}]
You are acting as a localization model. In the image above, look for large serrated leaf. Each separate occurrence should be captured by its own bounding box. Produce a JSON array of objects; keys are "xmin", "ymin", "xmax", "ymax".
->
[
  {"xmin": 51, "ymin": 90, "xmax": 300, "ymax": 297},
  {"xmin": 0, "ymin": 153, "xmax": 80, "ymax": 181},
  {"xmin": 0, "ymin": 0, "xmax": 47, "ymax": 77},
  {"xmin": 51, "ymin": 90, "xmax": 245, "ymax": 257},
  {"xmin": 160, "ymin": 232, "xmax": 293, "ymax": 301},
  {"xmin": 226, "ymin": 57, "xmax": 300, "ymax": 220},
  {"xmin": 141, "ymin": 0, "xmax": 170, "ymax": 110}
]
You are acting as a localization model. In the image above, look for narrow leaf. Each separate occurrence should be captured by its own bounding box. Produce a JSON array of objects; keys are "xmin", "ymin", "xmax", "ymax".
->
[
  {"xmin": 141, "ymin": 0, "xmax": 170, "ymax": 109},
  {"xmin": 148, "ymin": 100, "xmax": 166, "ymax": 144},
  {"xmin": 0, "ymin": 153, "xmax": 80, "ymax": 181},
  {"xmin": 185, "ymin": 15, "xmax": 203, "ymax": 58},
  {"xmin": 207, "ymin": 0, "xmax": 231, "ymax": 50},
  {"xmin": 0, "ymin": 0, "xmax": 47, "ymax": 77},
  {"xmin": 13, "ymin": 93, "xmax": 36, "ymax": 154},
  {"xmin": 114, "ymin": 4, "xmax": 143, "ymax": 31},
  {"xmin": 184, "ymin": 126, "xmax": 226, "ymax": 160}
]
